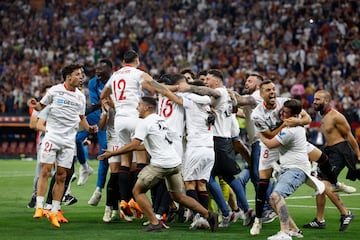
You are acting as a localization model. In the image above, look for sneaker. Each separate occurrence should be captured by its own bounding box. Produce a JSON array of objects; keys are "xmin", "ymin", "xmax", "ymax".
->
[
  {"xmin": 43, "ymin": 209, "xmax": 51, "ymax": 218},
  {"xmin": 88, "ymin": 190, "xmax": 102, "ymax": 206},
  {"xmin": 334, "ymin": 182, "xmax": 357, "ymax": 194},
  {"xmin": 166, "ymin": 207, "xmax": 178, "ymax": 223},
  {"xmin": 128, "ymin": 198, "xmax": 143, "ymax": 214},
  {"xmin": 207, "ymin": 211, "xmax": 219, "ymax": 232},
  {"xmin": 184, "ymin": 208, "xmax": 193, "ymax": 223},
  {"xmin": 267, "ymin": 231, "xmax": 292, "ymax": 240},
  {"xmin": 219, "ymin": 214, "xmax": 231, "ymax": 228},
  {"xmin": 111, "ymin": 210, "xmax": 120, "ymax": 221},
  {"xmin": 243, "ymin": 208, "xmax": 255, "ymax": 226},
  {"xmin": 339, "ymin": 211, "xmax": 354, "ymax": 231},
  {"xmin": 250, "ymin": 217, "xmax": 262, "ymax": 236},
  {"xmin": 77, "ymin": 165, "xmax": 94, "ymax": 186},
  {"xmin": 27, "ymin": 195, "xmax": 36, "ymax": 208},
  {"xmin": 47, "ymin": 212, "xmax": 60, "ymax": 228},
  {"xmin": 230, "ymin": 209, "xmax": 244, "ymax": 223},
  {"xmin": 103, "ymin": 206, "xmax": 112, "ymax": 223},
  {"xmin": 144, "ymin": 222, "xmax": 162, "ymax": 232},
  {"xmin": 262, "ymin": 209, "xmax": 278, "ymax": 224},
  {"xmin": 289, "ymin": 229, "xmax": 304, "ymax": 238},
  {"xmin": 33, "ymin": 208, "xmax": 44, "ymax": 219},
  {"xmin": 189, "ymin": 213, "xmax": 209, "ymax": 230},
  {"xmin": 57, "ymin": 210, "xmax": 68, "ymax": 223},
  {"xmin": 303, "ymin": 218, "xmax": 326, "ymax": 229},
  {"xmin": 63, "ymin": 194, "xmax": 78, "ymax": 206}
]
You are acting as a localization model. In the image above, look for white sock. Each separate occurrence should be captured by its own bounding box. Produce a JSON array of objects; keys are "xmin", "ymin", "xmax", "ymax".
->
[
  {"xmin": 36, "ymin": 196, "xmax": 44, "ymax": 209},
  {"xmin": 51, "ymin": 200, "xmax": 61, "ymax": 214},
  {"xmin": 96, "ymin": 187, "xmax": 102, "ymax": 192}
]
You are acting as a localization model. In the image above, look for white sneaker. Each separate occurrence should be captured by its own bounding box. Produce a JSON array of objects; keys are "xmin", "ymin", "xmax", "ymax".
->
[
  {"xmin": 230, "ymin": 210, "xmax": 245, "ymax": 223},
  {"xmin": 268, "ymin": 231, "xmax": 292, "ymax": 240},
  {"xmin": 250, "ymin": 217, "xmax": 262, "ymax": 236},
  {"xmin": 219, "ymin": 214, "xmax": 231, "ymax": 228},
  {"xmin": 289, "ymin": 230, "xmax": 303, "ymax": 238},
  {"xmin": 189, "ymin": 213, "xmax": 209, "ymax": 230},
  {"xmin": 334, "ymin": 182, "xmax": 356, "ymax": 194},
  {"xmin": 262, "ymin": 209, "xmax": 278, "ymax": 223},
  {"xmin": 88, "ymin": 190, "xmax": 102, "ymax": 206},
  {"xmin": 243, "ymin": 208, "xmax": 255, "ymax": 226},
  {"xmin": 102, "ymin": 206, "xmax": 112, "ymax": 223},
  {"xmin": 77, "ymin": 165, "xmax": 94, "ymax": 186}
]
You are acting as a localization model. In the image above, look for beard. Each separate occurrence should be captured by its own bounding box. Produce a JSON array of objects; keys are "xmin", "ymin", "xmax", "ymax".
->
[{"xmin": 314, "ymin": 103, "xmax": 324, "ymax": 112}]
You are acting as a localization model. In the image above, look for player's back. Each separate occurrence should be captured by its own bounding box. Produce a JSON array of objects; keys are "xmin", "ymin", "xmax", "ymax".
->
[{"xmin": 107, "ymin": 66, "xmax": 144, "ymax": 117}]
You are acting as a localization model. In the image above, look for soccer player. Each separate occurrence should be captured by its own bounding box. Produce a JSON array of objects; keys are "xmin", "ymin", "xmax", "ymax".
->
[
  {"xmin": 27, "ymin": 63, "xmax": 98, "ymax": 228},
  {"xmin": 97, "ymin": 96, "xmax": 218, "ymax": 232},
  {"xmin": 100, "ymin": 50, "xmax": 156, "ymax": 219},
  {"xmin": 303, "ymin": 90, "xmax": 358, "ymax": 231}
]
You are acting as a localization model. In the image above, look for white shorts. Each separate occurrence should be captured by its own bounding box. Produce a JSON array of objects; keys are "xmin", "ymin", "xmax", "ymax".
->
[
  {"xmin": 107, "ymin": 137, "xmax": 121, "ymax": 164},
  {"xmin": 114, "ymin": 116, "xmax": 141, "ymax": 146},
  {"xmin": 182, "ymin": 146, "xmax": 214, "ymax": 182},
  {"xmin": 258, "ymin": 141, "xmax": 279, "ymax": 171},
  {"xmin": 173, "ymin": 135, "xmax": 185, "ymax": 162},
  {"xmin": 40, "ymin": 138, "xmax": 75, "ymax": 169}
]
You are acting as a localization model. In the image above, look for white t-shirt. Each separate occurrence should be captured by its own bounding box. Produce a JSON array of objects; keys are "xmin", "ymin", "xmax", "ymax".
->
[
  {"xmin": 182, "ymin": 93, "xmax": 213, "ymax": 147},
  {"xmin": 275, "ymin": 126, "xmax": 311, "ymax": 174},
  {"xmin": 106, "ymin": 66, "xmax": 144, "ymax": 118},
  {"xmin": 242, "ymin": 90, "xmax": 263, "ymax": 144},
  {"xmin": 134, "ymin": 113, "xmax": 181, "ymax": 168},
  {"xmin": 211, "ymin": 87, "xmax": 233, "ymax": 138},
  {"xmin": 40, "ymin": 83, "xmax": 86, "ymax": 147}
]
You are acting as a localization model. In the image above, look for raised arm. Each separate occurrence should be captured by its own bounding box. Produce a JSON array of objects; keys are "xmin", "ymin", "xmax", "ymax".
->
[{"xmin": 177, "ymin": 81, "xmax": 221, "ymax": 98}]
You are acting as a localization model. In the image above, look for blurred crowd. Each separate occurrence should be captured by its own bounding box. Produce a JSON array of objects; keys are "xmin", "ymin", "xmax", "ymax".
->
[{"xmin": 0, "ymin": 0, "xmax": 360, "ymax": 124}]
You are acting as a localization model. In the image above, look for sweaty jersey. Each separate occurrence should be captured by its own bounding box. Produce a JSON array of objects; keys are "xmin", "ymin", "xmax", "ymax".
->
[
  {"xmin": 211, "ymin": 87, "xmax": 233, "ymax": 138},
  {"xmin": 40, "ymin": 83, "xmax": 86, "ymax": 147},
  {"xmin": 106, "ymin": 65, "xmax": 144, "ymax": 118},
  {"xmin": 134, "ymin": 113, "xmax": 181, "ymax": 168},
  {"xmin": 242, "ymin": 90, "xmax": 263, "ymax": 144},
  {"xmin": 182, "ymin": 93, "xmax": 213, "ymax": 147}
]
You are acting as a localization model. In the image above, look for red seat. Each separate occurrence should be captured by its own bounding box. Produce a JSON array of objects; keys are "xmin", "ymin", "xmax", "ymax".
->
[
  {"xmin": 0, "ymin": 141, "xmax": 9, "ymax": 154},
  {"xmin": 25, "ymin": 142, "xmax": 37, "ymax": 155},
  {"xmin": 17, "ymin": 141, "xmax": 26, "ymax": 154},
  {"xmin": 8, "ymin": 141, "xmax": 18, "ymax": 154}
]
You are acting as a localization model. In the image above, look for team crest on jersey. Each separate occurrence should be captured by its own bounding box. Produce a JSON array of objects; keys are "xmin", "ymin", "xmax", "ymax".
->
[{"xmin": 279, "ymin": 130, "xmax": 286, "ymax": 137}]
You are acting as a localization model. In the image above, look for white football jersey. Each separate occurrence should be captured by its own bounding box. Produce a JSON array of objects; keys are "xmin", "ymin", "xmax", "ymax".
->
[
  {"xmin": 211, "ymin": 87, "xmax": 233, "ymax": 138},
  {"xmin": 40, "ymin": 83, "xmax": 86, "ymax": 147},
  {"xmin": 106, "ymin": 66, "xmax": 144, "ymax": 118},
  {"xmin": 242, "ymin": 90, "xmax": 263, "ymax": 144},
  {"xmin": 182, "ymin": 93, "xmax": 213, "ymax": 147}
]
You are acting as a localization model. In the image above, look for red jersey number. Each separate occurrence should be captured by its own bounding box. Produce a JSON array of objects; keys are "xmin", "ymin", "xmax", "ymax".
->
[
  {"xmin": 160, "ymin": 98, "xmax": 173, "ymax": 118},
  {"xmin": 113, "ymin": 79, "xmax": 127, "ymax": 101}
]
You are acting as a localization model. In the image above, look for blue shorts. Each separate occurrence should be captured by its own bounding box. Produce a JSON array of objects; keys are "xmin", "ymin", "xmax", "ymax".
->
[{"xmin": 273, "ymin": 168, "xmax": 307, "ymax": 198}]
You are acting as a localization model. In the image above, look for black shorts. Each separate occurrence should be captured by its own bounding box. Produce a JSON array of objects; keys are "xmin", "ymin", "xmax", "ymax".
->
[
  {"xmin": 319, "ymin": 141, "xmax": 357, "ymax": 181},
  {"xmin": 212, "ymin": 137, "xmax": 241, "ymax": 177}
]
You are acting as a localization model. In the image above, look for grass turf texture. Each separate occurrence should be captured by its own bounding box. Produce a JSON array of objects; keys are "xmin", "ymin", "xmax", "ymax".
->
[{"xmin": 0, "ymin": 159, "xmax": 359, "ymax": 240}]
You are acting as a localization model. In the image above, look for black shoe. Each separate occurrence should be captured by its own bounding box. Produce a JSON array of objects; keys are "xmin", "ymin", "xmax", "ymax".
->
[
  {"xmin": 144, "ymin": 223, "xmax": 162, "ymax": 232},
  {"xmin": 166, "ymin": 208, "xmax": 178, "ymax": 223},
  {"xmin": 63, "ymin": 194, "xmax": 78, "ymax": 206},
  {"xmin": 207, "ymin": 211, "xmax": 218, "ymax": 232},
  {"xmin": 339, "ymin": 211, "xmax": 354, "ymax": 231},
  {"xmin": 27, "ymin": 195, "xmax": 36, "ymax": 208},
  {"xmin": 303, "ymin": 218, "xmax": 326, "ymax": 229}
]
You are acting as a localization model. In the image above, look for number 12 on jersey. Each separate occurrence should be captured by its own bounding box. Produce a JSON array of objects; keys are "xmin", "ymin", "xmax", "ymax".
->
[{"xmin": 113, "ymin": 79, "xmax": 127, "ymax": 101}]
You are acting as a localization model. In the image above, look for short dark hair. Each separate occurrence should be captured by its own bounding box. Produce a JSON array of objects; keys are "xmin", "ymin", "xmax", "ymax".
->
[
  {"xmin": 123, "ymin": 49, "xmax": 139, "ymax": 63},
  {"xmin": 62, "ymin": 63, "xmax": 83, "ymax": 81},
  {"xmin": 190, "ymin": 80, "xmax": 206, "ymax": 86},
  {"xmin": 158, "ymin": 74, "xmax": 172, "ymax": 85},
  {"xmin": 99, "ymin": 58, "xmax": 113, "ymax": 69},
  {"xmin": 247, "ymin": 72, "xmax": 264, "ymax": 82},
  {"xmin": 259, "ymin": 80, "xmax": 273, "ymax": 89},
  {"xmin": 141, "ymin": 96, "xmax": 157, "ymax": 110},
  {"xmin": 284, "ymin": 99, "xmax": 302, "ymax": 115},
  {"xmin": 180, "ymin": 68, "xmax": 196, "ymax": 78},
  {"xmin": 207, "ymin": 69, "xmax": 224, "ymax": 82},
  {"xmin": 170, "ymin": 73, "xmax": 186, "ymax": 85},
  {"xmin": 197, "ymin": 70, "xmax": 207, "ymax": 78}
]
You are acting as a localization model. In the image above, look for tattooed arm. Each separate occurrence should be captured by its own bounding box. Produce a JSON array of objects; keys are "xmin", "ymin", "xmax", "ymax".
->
[{"xmin": 177, "ymin": 81, "xmax": 221, "ymax": 98}]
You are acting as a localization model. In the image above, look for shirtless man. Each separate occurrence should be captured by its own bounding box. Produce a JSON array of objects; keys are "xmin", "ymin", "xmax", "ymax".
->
[{"xmin": 303, "ymin": 90, "xmax": 359, "ymax": 231}]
